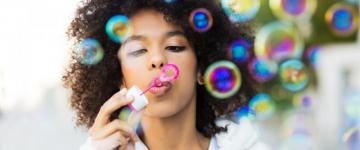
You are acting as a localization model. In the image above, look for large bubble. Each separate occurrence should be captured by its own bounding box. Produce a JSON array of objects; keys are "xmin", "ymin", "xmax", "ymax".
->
[
  {"xmin": 325, "ymin": 3, "xmax": 359, "ymax": 36},
  {"xmin": 76, "ymin": 38, "xmax": 104, "ymax": 65},
  {"xmin": 204, "ymin": 60, "xmax": 242, "ymax": 99},
  {"xmin": 255, "ymin": 21, "xmax": 304, "ymax": 62},
  {"xmin": 106, "ymin": 15, "xmax": 131, "ymax": 43}
]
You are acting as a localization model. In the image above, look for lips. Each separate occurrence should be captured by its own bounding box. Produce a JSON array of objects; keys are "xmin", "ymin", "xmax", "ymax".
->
[{"xmin": 149, "ymin": 81, "xmax": 172, "ymax": 96}]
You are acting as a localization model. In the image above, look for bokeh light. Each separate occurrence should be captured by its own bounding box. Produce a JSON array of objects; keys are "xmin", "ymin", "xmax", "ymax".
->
[
  {"xmin": 249, "ymin": 93, "xmax": 275, "ymax": 120},
  {"xmin": 343, "ymin": 126, "xmax": 360, "ymax": 150},
  {"xmin": 75, "ymin": 38, "xmax": 104, "ymax": 65},
  {"xmin": 305, "ymin": 45, "xmax": 320, "ymax": 68},
  {"xmin": 344, "ymin": 91, "xmax": 360, "ymax": 121},
  {"xmin": 105, "ymin": 15, "xmax": 131, "ymax": 43},
  {"xmin": 221, "ymin": 0, "xmax": 260, "ymax": 22},
  {"xmin": 325, "ymin": 3, "xmax": 359, "ymax": 36},
  {"xmin": 204, "ymin": 60, "xmax": 242, "ymax": 99},
  {"xmin": 189, "ymin": 8, "xmax": 213, "ymax": 32},
  {"xmin": 232, "ymin": 105, "xmax": 256, "ymax": 122},
  {"xmin": 270, "ymin": 0, "xmax": 317, "ymax": 21},
  {"xmin": 293, "ymin": 94, "xmax": 312, "ymax": 109},
  {"xmin": 255, "ymin": 21, "xmax": 304, "ymax": 62},
  {"xmin": 279, "ymin": 59, "xmax": 309, "ymax": 92},
  {"xmin": 227, "ymin": 38, "xmax": 252, "ymax": 63},
  {"xmin": 118, "ymin": 107, "xmax": 132, "ymax": 121},
  {"xmin": 248, "ymin": 58, "xmax": 278, "ymax": 82}
]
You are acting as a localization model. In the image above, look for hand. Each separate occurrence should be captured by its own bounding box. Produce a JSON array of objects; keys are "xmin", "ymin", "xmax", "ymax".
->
[{"xmin": 88, "ymin": 88, "xmax": 139, "ymax": 150}]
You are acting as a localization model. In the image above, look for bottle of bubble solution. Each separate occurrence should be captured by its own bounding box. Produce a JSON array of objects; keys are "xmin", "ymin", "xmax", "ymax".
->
[{"xmin": 118, "ymin": 64, "xmax": 180, "ymax": 130}]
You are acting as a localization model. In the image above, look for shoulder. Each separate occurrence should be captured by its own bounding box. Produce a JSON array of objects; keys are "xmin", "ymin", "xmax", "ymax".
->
[{"xmin": 213, "ymin": 118, "xmax": 270, "ymax": 150}]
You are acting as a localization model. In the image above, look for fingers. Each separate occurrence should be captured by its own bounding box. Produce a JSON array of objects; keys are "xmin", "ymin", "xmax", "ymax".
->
[
  {"xmin": 93, "ymin": 88, "xmax": 134, "ymax": 129},
  {"xmin": 91, "ymin": 131, "xmax": 127, "ymax": 150},
  {"xmin": 91, "ymin": 119, "xmax": 139, "ymax": 142}
]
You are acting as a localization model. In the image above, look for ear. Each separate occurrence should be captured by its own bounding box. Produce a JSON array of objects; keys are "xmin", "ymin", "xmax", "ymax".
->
[{"xmin": 197, "ymin": 71, "xmax": 204, "ymax": 85}]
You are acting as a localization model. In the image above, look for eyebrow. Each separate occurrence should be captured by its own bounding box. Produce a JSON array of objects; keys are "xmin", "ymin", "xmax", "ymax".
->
[{"xmin": 122, "ymin": 30, "xmax": 186, "ymax": 44}]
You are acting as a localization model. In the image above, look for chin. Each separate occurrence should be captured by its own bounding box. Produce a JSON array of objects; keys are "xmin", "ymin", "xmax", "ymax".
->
[{"xmin": 142, "ymin": 102, "xmax": 180, "ymax": 118}]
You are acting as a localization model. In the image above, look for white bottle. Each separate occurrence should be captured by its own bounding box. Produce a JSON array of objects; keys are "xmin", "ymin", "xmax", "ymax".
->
[{"xmin": 126, "ymin": 86, "xmax": 149, "ymax": 111}]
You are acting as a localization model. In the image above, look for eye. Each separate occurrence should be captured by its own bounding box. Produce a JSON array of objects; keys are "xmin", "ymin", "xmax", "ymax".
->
[
  {"xmin": 165, "ymin": 46, "xmax": 186, "ymax": 52},
  {"xmin": 129, "ymin": 49, "xmax": 147, "ymax": 56}
]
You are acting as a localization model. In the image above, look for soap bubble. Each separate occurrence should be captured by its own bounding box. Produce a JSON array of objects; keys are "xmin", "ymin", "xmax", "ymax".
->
[
  {"xmin": 204, "ymin": 60, "xmax": 242, "ymax": 99},
  {"xmin": 76, "ymin": 38, "xmax": 104, "ymax": 65}
]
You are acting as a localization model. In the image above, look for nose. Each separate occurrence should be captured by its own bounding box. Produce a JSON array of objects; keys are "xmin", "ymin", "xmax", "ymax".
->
[{"xmin": 148, "ymin": 51, "xmax": 167, "ymax": 70}]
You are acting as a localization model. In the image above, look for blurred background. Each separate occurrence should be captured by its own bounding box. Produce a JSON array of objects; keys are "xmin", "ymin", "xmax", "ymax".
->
[{"xmin": 0, "ymin": 0, "xmax": 359, "ymax": 149}]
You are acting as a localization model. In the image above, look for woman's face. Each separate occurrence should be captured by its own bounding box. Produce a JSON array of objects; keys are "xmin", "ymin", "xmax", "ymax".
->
[{"xmin": 118, "ymin": 9, "xmax": 197, "ymax": 117}]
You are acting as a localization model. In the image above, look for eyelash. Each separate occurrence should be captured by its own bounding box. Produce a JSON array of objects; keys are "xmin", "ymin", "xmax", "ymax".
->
[
  {"xmin": 165, "ymin": 46, "xmax": 186, "ymax": 52},
  {"xmin": 129, "ymin": 46, "xmax": 186, "ymax": 56}
]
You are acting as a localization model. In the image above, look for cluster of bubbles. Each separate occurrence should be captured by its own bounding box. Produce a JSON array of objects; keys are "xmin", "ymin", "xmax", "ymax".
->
[
  {"xmin": 204, "ymin": 60, "xmax": 242, "ymax": 99},
  {"xmin": 325, "ymin": 3, "xmax": 359, "ymax": 36},
  {"xmin": 221, "ymin": 0, "xmax": 260, "ymax": 23},
  {"xmin": 76, "ymin": 38, "xmax": 104, "ymax": 65}
]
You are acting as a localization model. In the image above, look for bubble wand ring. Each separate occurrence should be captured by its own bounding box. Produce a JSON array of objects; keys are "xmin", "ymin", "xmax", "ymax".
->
[{"xmin": 140, "ymin": 64, "xmax": 180, "ymax": 95}]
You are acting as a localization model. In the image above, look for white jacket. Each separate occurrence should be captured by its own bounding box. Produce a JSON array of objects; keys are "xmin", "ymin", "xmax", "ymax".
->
[{"xmin": 79, "ymin": 118, "xmax": 269, "ymax": 150}]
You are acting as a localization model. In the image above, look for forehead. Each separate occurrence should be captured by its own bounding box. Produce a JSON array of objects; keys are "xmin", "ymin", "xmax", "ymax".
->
[{"xmin": 128, "ymin": 9, "xmax": 183, "ymax": 36}]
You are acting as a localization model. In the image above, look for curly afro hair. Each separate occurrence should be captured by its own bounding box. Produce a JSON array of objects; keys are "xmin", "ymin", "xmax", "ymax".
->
[{"xmin": 63, "ymin": 0, "xmax": 257, "ymax": 137}]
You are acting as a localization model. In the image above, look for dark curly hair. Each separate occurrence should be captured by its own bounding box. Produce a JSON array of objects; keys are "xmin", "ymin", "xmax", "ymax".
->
[{"xmin": 63, "ymin": 0, "xmax": 257, "ymax": 137}]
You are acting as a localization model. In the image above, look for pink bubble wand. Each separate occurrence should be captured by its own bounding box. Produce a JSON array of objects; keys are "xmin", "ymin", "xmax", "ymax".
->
[{"xmin": 140, "ymin": 64, "xmax": 180, "ymax": 95}]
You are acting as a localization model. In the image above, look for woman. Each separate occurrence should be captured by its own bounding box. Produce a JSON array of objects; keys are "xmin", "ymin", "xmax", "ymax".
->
[{"xmin": 63, "ymin": 0, "xmax": 267, "ymax": 149}]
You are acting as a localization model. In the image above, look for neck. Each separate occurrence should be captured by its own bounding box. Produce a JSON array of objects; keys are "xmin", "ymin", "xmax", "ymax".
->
[{"xmin": 140, "ymin": 97, "xmax": 209, "ymax": 150}]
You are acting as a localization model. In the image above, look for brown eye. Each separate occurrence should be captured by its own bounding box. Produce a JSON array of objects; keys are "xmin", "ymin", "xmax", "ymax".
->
[{"xmin": 166, "ymin": 46, "xmax": 186, "ymax": 52}]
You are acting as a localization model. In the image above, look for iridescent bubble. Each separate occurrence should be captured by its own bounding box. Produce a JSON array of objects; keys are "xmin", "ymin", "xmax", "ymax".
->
[
  {"xmin": 305, "ymin": 45, "xmax": 320, "ymax": 68},
  {"xmin": 189, "ymin": 8, "xmax": 213, "ymax": 32},
  {"xmin": 221, "ymin": 0, "xmax": 260, "ymax": 22},
  {"xmin": 232, "ymin": 105, "xmax": 256, "ymax": 121},
  {"xmin": 325, "ymin": 3, "xmax": 359, "ymax": 36},
  {"xmin": 249, "ymin": 93, "xmax": 275, "ymax": 120},
  {"xmin": 248, "ymin": 58, "xmax": 278, "ymax": 82},
  {"xmin": 343, "ymin": 126, "xmax": 360, "ymax": 150},
  {"xmin": 105, "ymin": 15, "xmax": 131, "ymax": 43},
  {"xmin": 204, "ymin": 60, "xmax": 242, "ymax": 99},
  {"xmin": 76, "ymin": 38, "xmax": 104, "ymax": 65},
  {"xmin": 227, "ymin": 38, "xmax": 252, "ymax": 63},
  {"xmin": 270, "ymin": 0, "xmax": 317, "ymax": 21},
  {"xmin": 279, "ymin": 59, "xmax": 309, "ymax": 92},
  {"xmin": 255, "ymin": 21, "xmax": 304, "ymax": 62}
]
